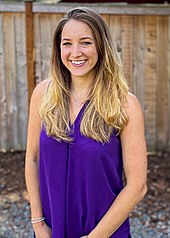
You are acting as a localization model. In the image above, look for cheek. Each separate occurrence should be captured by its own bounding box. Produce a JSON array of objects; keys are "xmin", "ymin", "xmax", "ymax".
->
[
  {"xmin": 90, "ymin": 49, "xmax": 98, "ymax": 64},
  {"xmin": 61, "ymin": 48, "xmax": 69, "ymax": 63}
]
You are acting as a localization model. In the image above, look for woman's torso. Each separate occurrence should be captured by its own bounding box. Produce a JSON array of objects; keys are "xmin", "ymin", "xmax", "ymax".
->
[{"xmin": 39, "ymin": 102, "xmax": 131, "ymax": 238}]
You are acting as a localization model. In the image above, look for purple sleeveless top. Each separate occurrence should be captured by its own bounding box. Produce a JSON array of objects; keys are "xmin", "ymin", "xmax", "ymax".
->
[{"xmin": 39, "ymin": 101, "xmax": 131, "ymax": 238}]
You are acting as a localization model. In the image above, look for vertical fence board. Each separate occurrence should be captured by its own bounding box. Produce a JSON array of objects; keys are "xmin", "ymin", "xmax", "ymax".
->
[
  {"xmin": 3, "ymin": 13, "xmax": 19, "ymax": 149},
  {"xmin": 144, "ymin": 16, "xmax": 157, "ymax": 150},
  {"xmin": 121, "ymin": 15, "xmax": 133, "ymax": 89},
  {"xmin": 101, "ymin": 13, "xmax": 110, "ymax": 27},
  {"xmin": 132, "ymin": 16, "xmax": 145, "ymax": 109},
  {"xmin": 0, "ymin": 14, "xmax": 8, "ymax": 151},
  {"xmin": 34, "ymin": 13, "xmax": 63, "ymax": 84},
  {"xmin": 0, "ymin": 13, "xmax": 27, "ymax": 151},
  {"xmin": 15, "ymin": 13, "xmax": 28, "ymax": 149},
  {"xmin": 109, "ymin": 15, "xmax": 122, "ymax": 60},
  {"xmin": 51, "ymin": 13, "xmax": 63, "ymax": 35},
  {"xmin": 26, "ymin": 1, "xmax": 35, "ymax": 104},
  {"xmin": 34, "ymin": 13, "xmax": 42, "ymax": 84},
  {"xmin": 39, "ymin": 14, "xmax": 53, "ymax": 81},
  {"xmin": 156, "ymin": 16, "xmax": 169, "ymax": 150},
  {"xmin": 168, "ymin": 17, "xmax": 170, "ymax": 150}
]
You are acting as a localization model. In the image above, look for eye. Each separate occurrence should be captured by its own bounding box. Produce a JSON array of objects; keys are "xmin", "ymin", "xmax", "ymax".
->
[
  {"xmin": 62, "ymin": 42, "xmax": 72, "ymax": 46},
  {"xmin": 81, "ymin": 41, "xmax": 92, "ymax": 46}
]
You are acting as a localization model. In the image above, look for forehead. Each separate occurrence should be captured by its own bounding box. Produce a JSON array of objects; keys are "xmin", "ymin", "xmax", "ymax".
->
[{"xmin": 61, "ymin": 19, "xmax": 94, "ymax": 39}]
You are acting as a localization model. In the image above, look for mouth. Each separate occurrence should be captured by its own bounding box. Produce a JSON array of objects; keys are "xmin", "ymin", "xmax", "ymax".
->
[{"xmin": 70, "ymin": 60, "xmax": 86, "ymax": 67}]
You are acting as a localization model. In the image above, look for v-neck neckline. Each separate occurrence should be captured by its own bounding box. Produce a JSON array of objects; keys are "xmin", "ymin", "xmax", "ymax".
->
[{"xmin": 69, "ymin": 100, "xmax": 89, "ymax": 128}]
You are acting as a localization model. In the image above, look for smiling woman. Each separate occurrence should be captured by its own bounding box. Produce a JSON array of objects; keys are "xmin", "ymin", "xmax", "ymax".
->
[
  {"xmin": 60, "ymin": 19, "xmax": 98, "ymax": 92},
  {"xmin": 25, "ymin": 7, "xmax": 147, "ymax": 238}
]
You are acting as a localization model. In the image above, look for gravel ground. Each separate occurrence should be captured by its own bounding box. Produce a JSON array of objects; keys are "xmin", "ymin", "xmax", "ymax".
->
[{"xmin": 0, "ymin": 151, "xmax": 170, "ymax": 238}]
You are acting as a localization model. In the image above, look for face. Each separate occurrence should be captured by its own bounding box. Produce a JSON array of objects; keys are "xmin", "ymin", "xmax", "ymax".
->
[{"xmin": 60, "ymin": 19, "xmax": 98, "ymax": 80}]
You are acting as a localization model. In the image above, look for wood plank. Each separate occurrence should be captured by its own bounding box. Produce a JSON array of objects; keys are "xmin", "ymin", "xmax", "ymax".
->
[
  {"xmin": 32, "ymin": 3, "xmax": 170, "ymax": 15},
  {"xmin": 3, "ymin": 13, "xmax": 19, "ymax": 150},
  {"xmin": 51, "ymin": 13, "xmax": 63, "ymax": 37},
  {"xmin": 15, "ymin": 13, "xmax": 28, "ymax": 150},
  {"xmin": 109, "ymin": 15, "xmax": 122, "ymax": 60},
  {"xmin": 34, "ymin": 13, "xmax": 42, "ymax": 85},
  {"xmin": 0, "ymin": 2, "xmax": 25, "ymax": 12},
  {"xmin": 39, "ymin": 14, "xmax": 53, "ymax": 82},
  {"xmin": 121, "ymin": 15, "xmax": 133, "ymax": 89},
  {"xmin": 132, "ymin": 16, "xmax": 145, "ymax": 111},
  {"xmin": 1, "ymin": 2, "xmax": 169, "ymax": 15},
  {"xmin": 34, "ymin": 13, "xmax": 63, "ymax": 84},
  {"xmin": 144, "ymin": 16, "xmax": 157, "ymax": 150},
  {"xmin": 101, "ymin": 14, "xmax": 110, "ymax": 27},
  {"xmin": 168, "ymin": 16, "xmax": 170, "ymax": 150},
  {"xmin": 0, "ymin": 13, "xmax": 8, "ymax": 151},
  {"xmin": 156, "ymin": 16, "xmax": 169, "ymax": 150},
  {"xmin": 25, "ymin": 1, "xmax": 35, "ymax": 104}
]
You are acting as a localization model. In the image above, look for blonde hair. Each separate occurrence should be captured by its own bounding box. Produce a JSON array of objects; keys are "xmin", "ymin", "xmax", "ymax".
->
[{"xmin": 40, "ymin": 7, "xmax": 129, "ymax": 143}]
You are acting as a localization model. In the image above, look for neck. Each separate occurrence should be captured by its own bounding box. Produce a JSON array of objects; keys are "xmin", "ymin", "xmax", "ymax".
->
[
  {"xmin": 69, "ymin": 76, "xmax": 93, "ymax": 110},
  {"xmin": 70, "ymin": 76, "xmax": 94, "ymax": 96}
]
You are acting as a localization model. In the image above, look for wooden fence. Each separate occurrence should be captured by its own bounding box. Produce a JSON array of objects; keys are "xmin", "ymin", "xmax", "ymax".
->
[{"xmin": 0, "ymin": 2, "xmax": 170, "ymax": 151}]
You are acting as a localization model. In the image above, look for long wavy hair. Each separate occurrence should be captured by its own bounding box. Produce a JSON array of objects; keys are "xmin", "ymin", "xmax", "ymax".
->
[{"xmin": 40, "ymin": 7, "xmax": 129, "ymax": 143}]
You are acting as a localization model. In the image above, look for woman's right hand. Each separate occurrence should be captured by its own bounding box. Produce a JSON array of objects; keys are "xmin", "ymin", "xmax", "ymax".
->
[{"xmin": 33, "ymin": 221, "xmax": 52, "ymax": 238}]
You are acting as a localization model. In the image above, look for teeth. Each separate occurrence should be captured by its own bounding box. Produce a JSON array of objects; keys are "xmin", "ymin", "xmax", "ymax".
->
[{"xmin": 71, "ymin": 60, "xmax": 85, "ymax": 65}]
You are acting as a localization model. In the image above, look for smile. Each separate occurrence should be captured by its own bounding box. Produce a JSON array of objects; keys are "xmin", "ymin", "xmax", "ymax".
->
[{"xmin": 71, "ymin": 60, "xmax": 86, "ymax": 66}]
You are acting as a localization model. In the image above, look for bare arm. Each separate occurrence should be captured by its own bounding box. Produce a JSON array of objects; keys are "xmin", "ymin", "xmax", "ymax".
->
[
  {"xmin": 88, "ymin": 93, "xmax": 147, "ymax": 238},
  {"xmin": 25, "ymin": 79, "xmax": 52, "ymax": 237}
]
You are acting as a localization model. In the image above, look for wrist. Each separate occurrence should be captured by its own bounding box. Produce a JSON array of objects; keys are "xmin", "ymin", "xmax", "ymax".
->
[
  {"xmin": 31, "ymin": 216, "xmax": 45, "ymax": 225},
  {"xmin": 32, "ymin": 220, "xmax": 45, "ymax": 226},
  {"xmin": 88, "ymin": 230, "xmax": 108, "ymax": 238},
  {"xmin": 32, "ymin": 220, "xmax": 45, "ymax": 230}
]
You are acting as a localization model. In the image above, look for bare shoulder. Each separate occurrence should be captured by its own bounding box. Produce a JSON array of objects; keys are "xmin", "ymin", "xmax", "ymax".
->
[
  {"xmin": 32, "ymin": 79, "xmax": 51, "ymax": 99},
  {"xmin": 30, "ymin": 79, "xmax": 51, "ymax": 105},
  {"xmin": 28, "ymin": 79, "xmax": 51, "ymax": 130},
  {"xmin": 123, "ymin": 92, "xmax": 143, "ymax": 119},
  {"xmin": 121, "ymin": 92, "xmax": 146, "ymax": 153}
]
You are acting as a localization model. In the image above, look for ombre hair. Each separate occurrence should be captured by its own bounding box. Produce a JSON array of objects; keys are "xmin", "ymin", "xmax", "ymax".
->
[{"xmin": 40, "ymin": 7, "xmax": 129, "ymax": 143}]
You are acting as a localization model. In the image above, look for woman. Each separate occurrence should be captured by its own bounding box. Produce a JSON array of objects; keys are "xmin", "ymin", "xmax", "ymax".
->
[{"xmin": 25, "ymin": 7, "xmax": 147, "ymax": 238}]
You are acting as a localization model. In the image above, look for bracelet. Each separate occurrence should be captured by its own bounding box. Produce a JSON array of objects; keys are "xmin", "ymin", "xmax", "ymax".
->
[{"xmin": 31, "ymin": 217, "xmax": 45, "ymax": 224}]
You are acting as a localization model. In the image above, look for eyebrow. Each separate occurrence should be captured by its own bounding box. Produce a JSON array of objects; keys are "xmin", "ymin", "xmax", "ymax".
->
[
  {"xmin": 62, "ymin": 36, "xmax": 93, "ymax": 41},
  {"xmin": 80, "ymin": 37, "xmax": 93, "ymax": 40}
]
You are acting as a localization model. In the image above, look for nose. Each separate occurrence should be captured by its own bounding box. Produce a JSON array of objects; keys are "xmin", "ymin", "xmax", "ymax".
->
[{"xmin": 71, "ymin": 44, "xmax": 82, "ymax": 58}]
